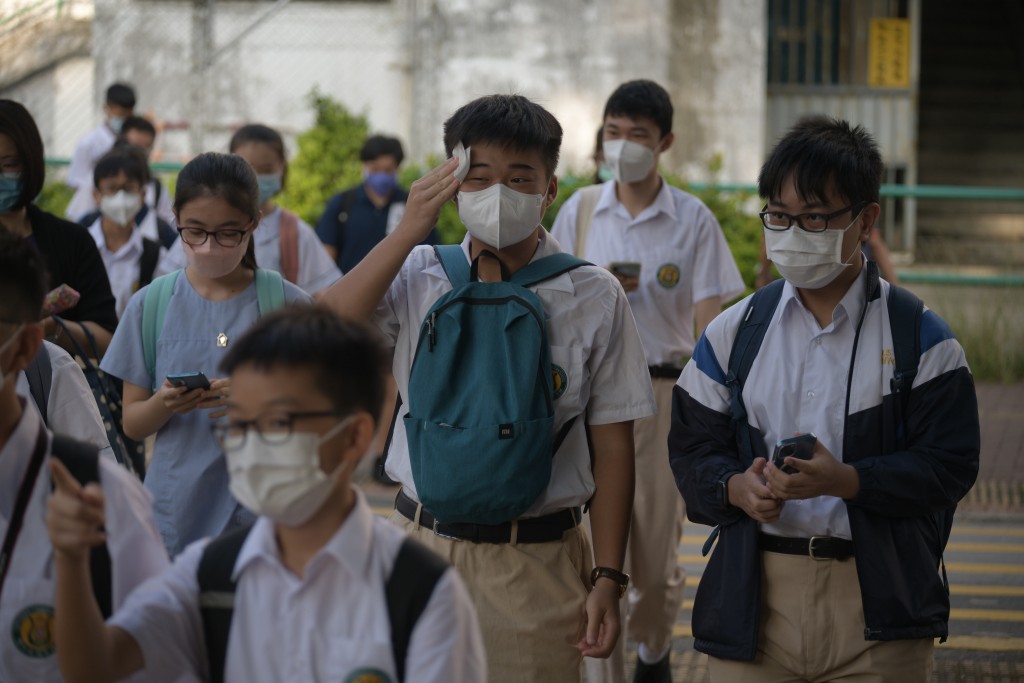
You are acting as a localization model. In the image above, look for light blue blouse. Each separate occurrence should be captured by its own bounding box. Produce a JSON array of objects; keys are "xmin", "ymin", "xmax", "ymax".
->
[{"xmin": 100, "ymin": 271, "xmax": 312, "ymax": 556}]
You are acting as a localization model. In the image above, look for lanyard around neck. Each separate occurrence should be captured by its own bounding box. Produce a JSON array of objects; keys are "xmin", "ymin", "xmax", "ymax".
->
[{"xmin": 0, "ymin": 422, "xmax": 48, "ymax": 599}]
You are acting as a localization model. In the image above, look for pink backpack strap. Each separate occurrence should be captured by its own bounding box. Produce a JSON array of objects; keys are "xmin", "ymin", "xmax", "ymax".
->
[{"xmin": 278, "ymin": 210, "xmax": 300, "ymax": 285}]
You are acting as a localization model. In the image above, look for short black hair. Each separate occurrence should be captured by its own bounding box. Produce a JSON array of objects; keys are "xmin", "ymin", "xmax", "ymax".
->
[
  {"xmin": 0, "ymin": 231, "xmax": 48, "ymax": 323},
  {"xmin": 360, "ymin": 135, "xmax": 404, "ymax": 165},
  {"xmin": 0, "ymin": 99, "xmax": 45, "ymax": 210},
  {"xmin": 603, "ymin": 80, "xmax": 674, "ymax": 137},
  {"xmin": 220, "ymin": 306, "xmax": 386, "ymax": 423},
  {"xmin": 121, "ymin": 115, "xmax": 156, "ymax": 138},
  {"xmin": 105, "ymin": 83, "xmax": 136, "ymax": 110},
  {"xmin": 443, "ymin": 94, "xmax": 562, "ymax": 177},
  {"xmin": 229, "ymin": 124, "xmax": 286, "ymax": 162},
  {"xmin": 94, "ymin": 147, "xmax": 149, "ymax": 189},
  {"xmin": 758, "ymin": 115, "xmax": 883, "ymax": 205}
]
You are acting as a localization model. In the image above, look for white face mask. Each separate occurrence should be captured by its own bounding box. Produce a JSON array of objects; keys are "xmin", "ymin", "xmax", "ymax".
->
[
  {"xmin": 602, "ymin": 139, "xmax": 656, "ymax": 184},
  {"xmin": 99, "ymin": 190, "xmax": 143, "ymax": 227},
  {"xmin": 0, "ymin": 324, "xmax": 25, "ymax": 393},
  {"xmin": 764, "ymin": 213, "xmax": 863, "ymax": 290},
  {"xmin": 457, "ymin": 183, "xmax": 544, "ymax": 250},
  {"xmin": 226, "ymin": 416, "xmax": 353, "ymax": 527}
]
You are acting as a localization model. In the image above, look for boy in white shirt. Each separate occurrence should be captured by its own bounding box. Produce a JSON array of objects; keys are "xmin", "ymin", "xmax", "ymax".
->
[{"xmin": 47, "ymin": 306, "xmax": 485, "ymax": 683}]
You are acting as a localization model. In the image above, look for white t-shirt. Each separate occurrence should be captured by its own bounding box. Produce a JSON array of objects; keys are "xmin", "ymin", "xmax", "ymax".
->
[
  {"xmin": 88, "ymin": 218, "xmax": 165, "ymax": 319},
  {"xmin": 109, "ymin": 490, "xmax": 486, "ymax": 683},
  {"xmin": 64, "ymin": 125, "xmax": 117, "ymax": 220},
  {"xmin": 551, "ymin": 180, "xmax": 745, "ymax": 367},
  {"xmin": 0, "ymin": 404, "xmax": 168, "ymax": 682},
  {"xmin": 375, "ymin": 230, "xmax": 657, "ymax": 514},
  {"xmin": 16, "ymin": 342, "xmax": 114, "ymax": 462},
  {"xmin": 156, "ymin": 206, "xmax": 341, "ymax": 295}
]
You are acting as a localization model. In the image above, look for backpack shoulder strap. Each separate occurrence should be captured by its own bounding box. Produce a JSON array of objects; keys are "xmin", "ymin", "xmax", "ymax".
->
[
  {"xmin": 386, "ymin": 537, "xmax": 448, "ymax": 683},
  {"xmin": 50, "ymin": 435, "xmax": 112, "ymax": 619},
  {"xmin": 725, "ymin": 280, "xmax": 785, "ymax": 463},
  {"xmin": 886, "ymin": 283, "xmax": 924, "ymax": 448},
  {"xmin": 26, "ymin": 346, "xmax": 53, "ymax": 425},
  {"xmin": 254, "ymin": 269, "xmax": 287, "ymax": 315},
  {"xmin": 156, "ymin": 218, "xmax": 178, "ymax": 250},
  {"xmin": 138, "ymin": 238, "xmax": 161, "ymax": 289},
  {"xmin": 278, "ymin": 210, "xmax": 300, "ymax": 285},
  {"xmin": 197, "ymin": 524, "xmax": 254, "ymax": 683},
  {"xmin": 433, "ymin": 244, "xmax": 471, "ymax": 287},
  {"xmin": 141, "ymin": 270, "xmax": 182, "ymax": 391},
  {"xmin": 511, "ymin": 253, "xmax": 590, "ymax": 288},
  {"xmin": 335, "ymin": 188, "xmax": 360, "ymax": 244},
  {"xmin": 572, "ymin": 184, "xmax": 604, "ymax": 257}
]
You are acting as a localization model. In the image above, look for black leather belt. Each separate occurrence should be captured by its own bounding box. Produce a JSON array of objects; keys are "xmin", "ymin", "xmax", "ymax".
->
[
  {"xmin": 759, "ymin": 533, "xmax": 855, "ymax": 561},
  {"xmin": 648, "ymin": 364, "xmax": 683, "ymax": 380},
  {"xmin": 396, "ymin": 490, "xmax": 581, "ymax": 544}
]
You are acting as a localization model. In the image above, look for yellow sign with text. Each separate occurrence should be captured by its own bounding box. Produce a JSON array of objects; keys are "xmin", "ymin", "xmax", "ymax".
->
[{"xmin": 868, "ymin": 18, "xmax": 911, "ymax": 88}]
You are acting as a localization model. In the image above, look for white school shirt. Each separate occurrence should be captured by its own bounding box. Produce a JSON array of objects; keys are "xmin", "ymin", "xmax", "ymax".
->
[
  {"xmin": 64, "ymin": 125, "xmax": 117, "ymax": 220},
  {"xmin": 0, "ymin": 402, "xmax": 168, "ymax": 682},
  {"xmin": 551, "ymin": 180, "xmax": 745, "ymax": 367},
  {"xmin": 156, "ymin": 206, "xmax": 341, "ymax": 295},
  {"xmin": 109, "ymin": 489, "xmax": 487, "ymax": 683},
  {"xmin": 88, "ymin": 218, "xmax": 165, "ymax": 319},
  {"xmin": 16, "ymin": 341, "xmax": 114, "ymax": 462},
  {"xmin": 375, "ymin": 230, "xmax": 657, "ymax": 515}
]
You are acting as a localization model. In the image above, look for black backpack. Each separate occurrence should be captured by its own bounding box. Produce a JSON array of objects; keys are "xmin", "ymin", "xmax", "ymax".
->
[{"xmin": 197, "ymin": 527, "xmax": 448, "ymax": 683}]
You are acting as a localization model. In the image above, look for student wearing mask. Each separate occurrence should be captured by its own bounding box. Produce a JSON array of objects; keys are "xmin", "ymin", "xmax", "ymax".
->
[
  {"xmin": 65, "ymin": 83, "xmax": 136, "ymax": 222},
  {"xmin": 0, "ymin": 231, "xmax": 167, "ymax": 682},
  {"xmin": 121, "ymin": 116, "xmax": 175, "ymax": 226},
  {"xmin": 0, "ymin": 100, "xmax": 118, "ymax": 357},
  {"xmin": 157, "ymin": 124, "xmax": 341, "ymax": 297}
]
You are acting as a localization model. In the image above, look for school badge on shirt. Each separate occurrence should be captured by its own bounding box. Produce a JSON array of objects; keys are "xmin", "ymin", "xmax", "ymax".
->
[
  {"xmin": 11, "ymin": 605, "xmax": 55, "ymax": 658},
  {"xmin": 656, "ymin": 263, "xmax": 681, "ymax": 289},
  {"xmin": 344, "ymin": 669, "xmax": 392, "ymax": 683},
  {"xmin": 551, "ymin": 364, "xmax": 568, "ymax": 400}
]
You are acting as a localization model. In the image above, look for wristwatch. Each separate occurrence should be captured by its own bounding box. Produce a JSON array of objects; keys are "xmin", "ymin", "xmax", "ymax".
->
[
  {"xmin": 590, "ymin": 566, "xmax": 630, "ymax": 597},
  {"xmin": 717, "ymin": 474, "xmax": 734, "ymax": 507}
]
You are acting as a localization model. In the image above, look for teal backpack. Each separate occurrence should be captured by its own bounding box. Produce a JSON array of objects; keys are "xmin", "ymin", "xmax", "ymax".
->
[
  {"xmin": 403, "ymin": 245, "xmax": 587, "ymax": 525},
  {"xmin": 141, "ymin": 269, "xmax": 286, "ymax": 390}
]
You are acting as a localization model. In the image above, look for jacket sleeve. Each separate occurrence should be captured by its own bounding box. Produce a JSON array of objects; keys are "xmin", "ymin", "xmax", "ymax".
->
[{"xmin": 849, "ymin": 315, "xmax": 980, "ymax": 517}]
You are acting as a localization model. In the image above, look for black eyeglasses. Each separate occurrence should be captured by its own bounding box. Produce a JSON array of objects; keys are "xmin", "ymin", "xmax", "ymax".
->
[
  {"xmin": 759, "ymin": 202, "xmax": 868, "ymax": 233},
  {"xmin": 211, "ymin": 411, "xmax": 342, "ymax": 451},
  {"xmin": 178, "ymin": 226, "xmax": 250, "ymax": 248}
]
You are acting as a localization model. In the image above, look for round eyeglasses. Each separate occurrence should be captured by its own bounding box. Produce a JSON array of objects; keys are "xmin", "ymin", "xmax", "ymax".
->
[
  {"xmin": 177, "ymin": 226, "xmax": 250, "ymax": 248},
  {"xmin": 759, "ymin": 201, "xmax": 868, "ymax": 233},
  {"xmin": 211, "ymin": 411, "xmax": 342, "ymax": 452}
]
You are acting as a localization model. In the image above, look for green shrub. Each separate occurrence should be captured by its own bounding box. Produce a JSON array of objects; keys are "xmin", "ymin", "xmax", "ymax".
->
[
  {"xmin": 946, "ymin": 306, "xmax": 1024, "ymax": 383},
  {"xmin": 36, "ymin": 181, "xmax": 74, "ymax": 218}
]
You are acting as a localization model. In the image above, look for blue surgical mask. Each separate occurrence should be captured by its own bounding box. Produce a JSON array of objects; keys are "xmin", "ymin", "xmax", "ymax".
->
[
  {"xmin": 364, "ymin": 172, "xmax": 398, "ymax": 197},
  {"xmin": 257, "ymin": 174, "xmax": 283, "ymax": 204},
  {"xmin": 0, "ymin": 174, "xmax": 23, "ymax": 213},
  {"xmin": 108, "ymin": 116, "xmax": 125, "ymax": 134}
]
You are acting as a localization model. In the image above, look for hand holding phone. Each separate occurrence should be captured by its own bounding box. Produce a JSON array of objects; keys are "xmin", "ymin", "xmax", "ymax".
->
[
  {"xmin": 609, "ymin": 262, "xmax": 642, "ymax": 279},
  {"xmin": 166, "ymin": 371, "xmax": 211, "ymax": 392},
  {"xmin": 772, "ymin": 433, "xmax": 817, "ymax": 474}
]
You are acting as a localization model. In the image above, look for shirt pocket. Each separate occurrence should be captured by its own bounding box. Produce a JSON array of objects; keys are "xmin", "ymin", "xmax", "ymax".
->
[
  {"xmin": 549, "ymin": 345, "xmax": 584, "ymax": 411},
  {"xmin": 0, "ymin": 578, "xmax": 61, "ymax": 680}
]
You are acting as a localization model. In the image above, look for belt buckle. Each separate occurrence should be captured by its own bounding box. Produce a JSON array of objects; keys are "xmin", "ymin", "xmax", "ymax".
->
[
  {"xmin": 432, "ymin": 519, "xmax": 461, "ymax": 542},
  {"xmin": 808, "ymin": 536, "xmax": 829, "ymax": 560}
]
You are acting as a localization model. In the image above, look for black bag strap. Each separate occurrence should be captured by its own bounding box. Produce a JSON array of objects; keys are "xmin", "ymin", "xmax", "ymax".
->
[
  {"xmin": 26, "ymin": 346, "xmax": 52, "ymax": 425},
  {"xmin": 49, "ymin": 435, "xmax": 113, "ymax": 620},
  {"xmin": 335, "ymin": 188, "xmax": 360, "ymax": 247},
  {"xmin": 139, "ymin": 238, "xmax": 162, "ymax": 289},
  {"xmin": 386, "ymin": 537, "xmax": 448, "ymax": 682},
  {"xmin": 725, "ymin": 280, "xmax": 785, "ymax": 466},
  {"xmin": 197, "ymin": 524, "xmax": 254, "ymax": 683},
  {"xmin": 886, "ymin": 283, "xmax": 923, "ymax": 450}
]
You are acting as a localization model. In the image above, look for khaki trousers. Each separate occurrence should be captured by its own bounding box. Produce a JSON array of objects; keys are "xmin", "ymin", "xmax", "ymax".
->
[
  {"xmin": 710, "ymin": 550, "xmax": 935, "ymax": 683},
  {"xmin": 586, "ymin": 377, "xmax": 686, "ymax": 682},
  {"xmin": 390, "ymin": 511, "xmax": 594, "ymax": 683}
]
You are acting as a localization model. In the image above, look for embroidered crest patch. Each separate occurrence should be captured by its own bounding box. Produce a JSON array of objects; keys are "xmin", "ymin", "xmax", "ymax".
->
[
  {"xmin": 344, "ymin": 669, "xmax": 393, "ymax": 683},
  {"xmin": 656, "ymin": 263, "xmax": 681, "ymax": 289},
  {"xmin": 551, "ymin": 364, "xmax": 568, "ymax": 400},
  {"xmin": 11, "ymin": 605, "xmax": 55, "ymax": 658}
]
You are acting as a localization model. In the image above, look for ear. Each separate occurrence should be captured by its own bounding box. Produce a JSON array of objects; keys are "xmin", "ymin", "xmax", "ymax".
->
[
  {"xmin": 339, "ymin": 411, "xmax": 376, "ymax": 464},
  {"xmin": 658, "ymin": 132, "xmax": 675, "ymax": 155},
  {"xmin": 8, "ymin": 323, "xmax": 43, "ymax": 375},
  {"xmin": 859, "ymin": 203, "xmax": 881, "ymax": 240},
  {"xmin": 92, "ymin": 189, "xmax": 102, "ymax": 206},
  {"xmin": 544, "ymin": 175, "xmax": 559, "ymax": 206}
]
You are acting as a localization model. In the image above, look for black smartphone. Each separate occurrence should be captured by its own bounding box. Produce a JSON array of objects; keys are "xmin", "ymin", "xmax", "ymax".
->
[
  {"xmin": 166, "ymin": 371, "xmax": 211, "ymax": 392},
  {"xmin": 610, "ymin": 262, "xmax": 642, "ymax": 279},
  {"xmin": 772, "ymin": 433, "xmax": 817, "ymax": 474}
]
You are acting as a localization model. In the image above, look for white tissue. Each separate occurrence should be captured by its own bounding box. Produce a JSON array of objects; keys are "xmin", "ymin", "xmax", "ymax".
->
[{"xmin": 452, "ymin": 142, "xmax": 471, "ymax": 183}]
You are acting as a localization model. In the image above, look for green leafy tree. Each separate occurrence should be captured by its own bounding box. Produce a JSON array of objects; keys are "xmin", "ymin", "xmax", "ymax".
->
[{"xmin": 278, "ymin": 90, "xmax": 370, "ymax": 226}]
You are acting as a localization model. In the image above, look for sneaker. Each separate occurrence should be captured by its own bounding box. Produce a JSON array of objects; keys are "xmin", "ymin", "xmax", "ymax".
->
[
  {"xmin": 372, "ymin": 455, "xmax": 399, "ymax": 486},
  {"xmin": 632, "ymin": 652, "xmax": 671, "ymax": 683}
]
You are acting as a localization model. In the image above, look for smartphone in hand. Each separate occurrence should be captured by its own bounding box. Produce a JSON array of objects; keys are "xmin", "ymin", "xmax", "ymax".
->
[
  {"xmin": 772, "ymin": 433, "xmax": 817, "ymax": 474},
  {"xmin": 610, "ymin": 262, "xmax": 642, "ymax": 279},
  {"xmin": 166, "ymin": 372, "xmax": 211, "ymax": 392}
]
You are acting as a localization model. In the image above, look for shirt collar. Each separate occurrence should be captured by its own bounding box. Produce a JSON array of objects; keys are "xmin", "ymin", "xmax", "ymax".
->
[
  {"xmin": 780, "ymin": 262, "xmax": 869, "ymax": 327},
  {"xmin": 419, "ymin": 229, "xmax": 575, "ymax": 294},
  {"xmin": 594, "ymin": 176, "xmax": 678, "ymax": 222},
  {"xmin": 232, "ymin": 488, "xmax": 376, "ymax": 582},
  {"xmin": 87, "ymin": 218, "xmax": 144, "ymax": 258}
]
